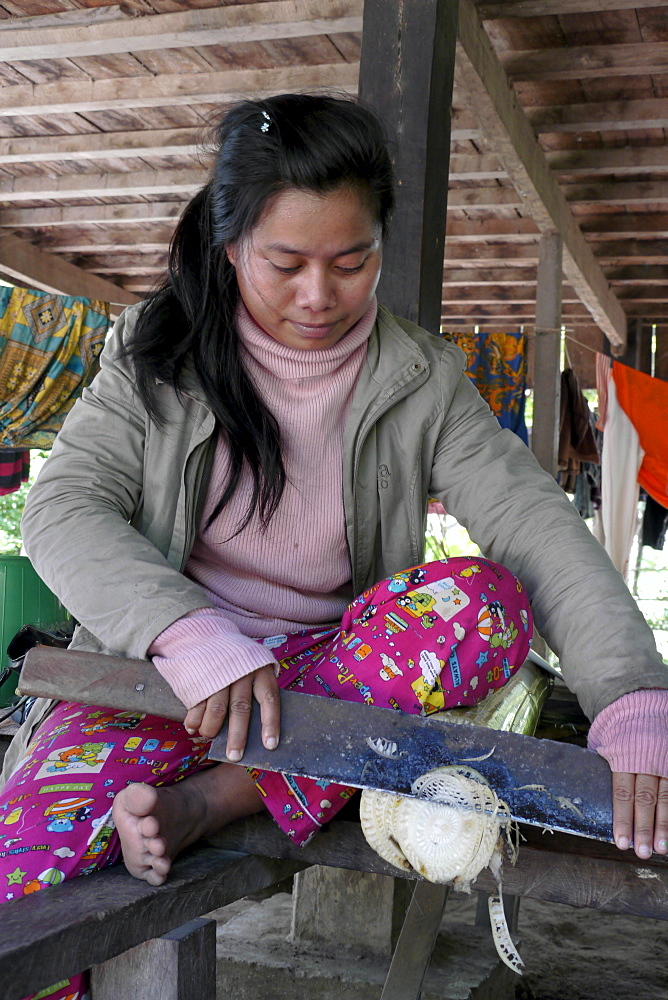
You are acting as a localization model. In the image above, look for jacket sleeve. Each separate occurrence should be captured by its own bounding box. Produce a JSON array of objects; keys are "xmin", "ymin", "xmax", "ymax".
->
[
  {"xmin": 21, "ymin": 307, "xmax": 217, "ymax": 660},
  {"xmin": 428, "ymin": 364, "xmax": 668, "ymax": 721}
]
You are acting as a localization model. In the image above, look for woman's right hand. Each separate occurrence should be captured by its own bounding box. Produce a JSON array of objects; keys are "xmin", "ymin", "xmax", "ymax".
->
[{"xmin": 183, "ymin": 662, "xmax": 281, "ymax": 759}]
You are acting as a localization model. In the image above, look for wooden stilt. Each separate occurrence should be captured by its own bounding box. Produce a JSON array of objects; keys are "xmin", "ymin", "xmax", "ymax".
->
[
  {"xmin": 91, "ymin": 917, "xmax": 216, "ymax": 1000},
  {"xmin": 532, "ymin": 233, "xmax": 563, "ymax": 478}
]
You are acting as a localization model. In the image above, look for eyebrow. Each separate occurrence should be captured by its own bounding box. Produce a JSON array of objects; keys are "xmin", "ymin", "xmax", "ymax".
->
[{"xmin": 264, "ymin": 239, "xmax": 378, "ymax": 256}]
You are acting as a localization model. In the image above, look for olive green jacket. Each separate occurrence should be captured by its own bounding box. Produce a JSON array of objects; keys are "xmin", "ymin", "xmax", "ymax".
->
[{"xmin": 3, "ymin": 303, "xmax": 666, "ymax": 784}]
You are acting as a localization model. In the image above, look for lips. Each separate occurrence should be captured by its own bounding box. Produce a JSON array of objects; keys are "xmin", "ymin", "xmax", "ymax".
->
[{"xmin": 289, "ymin": 320, "xmax": 339, "ymax": 339}]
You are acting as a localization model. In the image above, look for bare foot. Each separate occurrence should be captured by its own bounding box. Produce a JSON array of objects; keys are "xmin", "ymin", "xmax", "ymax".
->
[
  {"xmin": 112, "ymin": 764, "xmax": 264, "ymax": 885},
  {"xmin": 112, "ymin": 781, "xmax": 205, "ymax": 885}
]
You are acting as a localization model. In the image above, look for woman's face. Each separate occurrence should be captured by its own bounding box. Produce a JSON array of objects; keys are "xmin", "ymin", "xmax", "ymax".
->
[{"xmin": 227, "ymin": 185, "xmax": 382, "ymax": 351}]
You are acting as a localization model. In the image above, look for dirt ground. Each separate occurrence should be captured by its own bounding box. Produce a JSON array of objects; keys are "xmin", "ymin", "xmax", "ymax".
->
[{"xmin": 513, "ymin": 896, "xmax": 668, "ymax": 1000}]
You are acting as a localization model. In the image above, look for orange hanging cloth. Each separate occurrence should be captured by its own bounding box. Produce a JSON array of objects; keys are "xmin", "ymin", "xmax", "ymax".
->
[{"xmin": 612, "ymin": 362, "xmax": 668, "ymax": 509}]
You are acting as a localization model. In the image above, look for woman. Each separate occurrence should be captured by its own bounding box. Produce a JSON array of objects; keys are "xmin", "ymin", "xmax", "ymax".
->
[{"xmin": 2, "ymin": 95, "xmax": 667, "ymax": 925}]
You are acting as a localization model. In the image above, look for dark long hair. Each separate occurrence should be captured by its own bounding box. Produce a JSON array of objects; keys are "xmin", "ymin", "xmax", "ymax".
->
[{"xmin": 126, "ymin": 94, "xmax": 395, "ymax": 534}]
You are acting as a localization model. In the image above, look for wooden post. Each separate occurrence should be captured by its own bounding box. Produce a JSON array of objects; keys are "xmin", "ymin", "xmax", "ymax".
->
[
  {"xmin": 616, "ymin": 317, "xmax": 652, "ymax": 375},
  {"xmin": 532, "ymin": 233, "xmax": 563, "ymax": 478},
  {"xmin": 358, "ymin": 0, "xmax": 458, "ymax": 335},
  {"xmin": 290, "ymin": 866, "xmax": 397, "ymax": 960},
  {"xmin": 91, "ymin": 917, "xmax": 216, "ymax": 1000}
]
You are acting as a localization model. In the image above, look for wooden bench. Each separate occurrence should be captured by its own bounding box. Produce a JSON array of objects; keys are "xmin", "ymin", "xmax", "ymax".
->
[{"xmin": 2, "ymin": 693, "xmax": 668, "ymax": 1000}]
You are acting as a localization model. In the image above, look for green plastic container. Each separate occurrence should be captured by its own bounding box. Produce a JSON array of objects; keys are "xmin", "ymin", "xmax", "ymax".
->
[{"xmin": 0, "ymin": 555, "xmax": 68, "ymax": 706}]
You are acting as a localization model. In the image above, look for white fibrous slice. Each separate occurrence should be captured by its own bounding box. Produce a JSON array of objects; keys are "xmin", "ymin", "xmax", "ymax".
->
[
  {"xmin": 488, "ymin": 892, "xmax": 524, "ymax": 975},
  {"xmin": 359, "ymin": 766, "xmax": 523, "ymax": 974},
  {"xmin": 359, "ymin": 788, "xmax": 412, "ymax": 872},
  {"xmin": 393, "ymin": 796, "xmax": 482, "ymax": 883},
  {"xmin": 393, "ymin": 766, "xmax": 496, "ymax": 886}
]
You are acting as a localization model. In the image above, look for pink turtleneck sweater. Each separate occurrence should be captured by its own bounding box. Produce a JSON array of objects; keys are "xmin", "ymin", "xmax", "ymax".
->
[
  {"xmin": 149, "ymin": 299, "xmax": 377, "ymax": 708},
  {"xmin": 149, "ymin": 300, "xmax": 667, "ymax": 782}
]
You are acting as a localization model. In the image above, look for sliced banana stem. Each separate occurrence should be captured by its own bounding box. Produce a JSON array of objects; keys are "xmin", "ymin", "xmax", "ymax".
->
[
  {"xmin": 488, "ymin": 890, "xmax": 524, "ymax": 975},
  {"xmin": 360, "ymin": 660, "xmax": 552, "ymax": 972}
]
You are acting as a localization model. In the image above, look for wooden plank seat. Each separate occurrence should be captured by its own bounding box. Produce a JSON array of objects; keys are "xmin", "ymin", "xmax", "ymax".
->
[
  {"xmin": 1, "ymin": 810, "xmax": 668, "ymax": 1000},
  {"xmin": 2, "ymin": 686, "xmax": 668, "ymax": 999}
]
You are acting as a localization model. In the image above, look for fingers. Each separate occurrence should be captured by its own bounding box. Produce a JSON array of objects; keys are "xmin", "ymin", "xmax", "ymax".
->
[
  {"xmin": 184, "ymin": 701, "xmax": 206, "ymax": 736},
  {"xmin": 655, "ymin": 777, "xmax": 668, "ymax": 856},
  {"xmin": 198, "ymin": 689, "xmax": 231, "ymax": 742},
  {"xmin": 226, "ymin": 664, "xmax": 280, "ymax": 762},
  {"xmin": 255, "ymin": 664, "xmax": 281, "ymax": 752},
  {"xmin": 612, "ymin": 772, "xmax": 668, "ymax": 859},
  {"xmin": 611, "ymin": 771, "xmax": 635, "ymax": 851}
]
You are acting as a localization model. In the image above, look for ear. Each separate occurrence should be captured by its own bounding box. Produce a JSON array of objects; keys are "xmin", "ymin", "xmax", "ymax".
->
[{"xmin": 226, "ymin": 243, "xmax": 237, "ymax": 268}]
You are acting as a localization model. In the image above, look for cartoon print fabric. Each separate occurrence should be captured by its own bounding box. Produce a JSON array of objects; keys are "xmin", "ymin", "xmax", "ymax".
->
[
  {"xmin": 253, "ymin": 557, "xmax": 532, "ymax": 846},
  {"xmin": 0, "ymin": 557, "xmax": 531, "ymax": 1000},
  {"xmin": 0, "ymin": 704, "xmax": 210, "ymax": 1000}
]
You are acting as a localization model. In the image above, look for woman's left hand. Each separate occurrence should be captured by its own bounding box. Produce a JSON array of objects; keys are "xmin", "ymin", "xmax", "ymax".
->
[{"xmin": 612, "ymin": 771, "xmax": 668, "ymax": 858}]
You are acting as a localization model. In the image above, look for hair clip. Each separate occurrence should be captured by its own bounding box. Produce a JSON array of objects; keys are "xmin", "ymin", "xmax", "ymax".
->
[{"xmin": 260, "ymin": 110, "xmax": 271, "ymax": 133}]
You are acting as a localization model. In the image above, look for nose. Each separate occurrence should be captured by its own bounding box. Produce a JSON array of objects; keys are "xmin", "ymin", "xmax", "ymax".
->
[{"xmin": 293, "ymin": 265, "xmax": 336, "ymax": 312}]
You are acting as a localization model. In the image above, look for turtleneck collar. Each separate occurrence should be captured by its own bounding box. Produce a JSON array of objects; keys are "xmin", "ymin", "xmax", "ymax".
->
[{"xmin": 236, "ymin": 297, "xmax": 377, "ymax": 380}]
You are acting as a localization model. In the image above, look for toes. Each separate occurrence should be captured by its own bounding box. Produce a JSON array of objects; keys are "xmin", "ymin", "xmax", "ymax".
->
[
  {"xmin": 145, "ymin": 835, "xmax": 167, "ymax": 859},
  {"xmin": 151, "ymin": 854, "xmax": 171, "ymax": 877},
  {"xmin": 137, "ymin": 814, "xmax": 161, "ymax": 840},
  {"xmin": 144, "ymin": 867, "xmax": 168, "ymax": 886}
]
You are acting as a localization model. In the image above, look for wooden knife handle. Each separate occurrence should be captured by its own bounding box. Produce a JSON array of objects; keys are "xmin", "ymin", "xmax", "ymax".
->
[{"xmin": 18, "ymin": 646, "xmax": 187, "ymax": 721}]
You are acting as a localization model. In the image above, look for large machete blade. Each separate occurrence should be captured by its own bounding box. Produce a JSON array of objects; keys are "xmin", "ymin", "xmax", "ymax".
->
[
  {"xmin": 208, "ymin": 689, "xmax": 613, "ymax": 842},
  {"xmin": 18, "ymin": 646, "xmax": 613, "ymax": 841}
]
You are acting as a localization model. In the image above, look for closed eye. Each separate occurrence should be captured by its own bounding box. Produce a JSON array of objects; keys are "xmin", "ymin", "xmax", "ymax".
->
[{"xmin": 271, "ymin": 263, "xmax": 301, "ymax": 274}]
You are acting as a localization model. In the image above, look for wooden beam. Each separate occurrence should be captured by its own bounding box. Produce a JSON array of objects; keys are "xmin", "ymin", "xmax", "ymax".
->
[
  {"xmin": 0, "ymin": 0, "xmax": 363, "ymax": 63},
  {"xmin": 0, "ymin": 232, "xmax": 139, "ymax": 315},
  {"xmin": 565, "ymin": 180, "xmax": 668, "ymax": 207},
  {"xmin": 605, "ymin": 266, "xmax": 668, "ymax": 285},
  {"xmin": 359, "ymin": 0, "xmax": 458, "ymax": 335},
  {"xmin": 478, "ymin": 0, "xmax": 661, "ymax": 15},
  {"xmin": 0, "ymin": 5, "xmax": 130, "ymax": 30},
  {"xmin": 42, "ymin": 229, "xmax": 174, "ymax": 253},
  {"xmin": 455, "ymin": 0, "xmax": 626, "ymax": 348},
  {"xmin": 0, "ymin": 202, "xmax": 185, "ymax": 228},
  {"xmin": 0, "ymin": 62, "xmax": 358, "ymax": 118},
  {"xmin": 529, "ymin": 98, "xmax": 668, "ymax": 135},
  {"xmin": 448, "ymin": 181, "xmax": 668, "ymax": 210},
  {"xmin": 446, "ymin": 215, "xmax": 668, "ymax": 242},
  {"xmin": 0, "ymin": 169, "xmax": 204, "ymax": 202},
  {"xmin": 546, "ymin": 146, "xmax": 668, "ymax": 178},
  {"xmin": 441, "ymin": 285, "xmax": 579, "ymax": 303},
  {"xmin": 212, "ymin": 816, "xmax": 668, "ymax": 920},
  {"xmin": 0, "ymin": 848, "xmax": 305, "ymax": 1000},
  {"xmin": 0, "ymin": 128, "xmax": 205, "ymax": 165},
  {"xmin": 502, "ymin": 42, "xmax": 668, "ymax": 82},
  {"xmin": 443, "ymin": 266, "xmax": 539, "ymax": 284},
  {"xmin": 580, "ymin": 215, "xmax": 668, "ymax": 240}
]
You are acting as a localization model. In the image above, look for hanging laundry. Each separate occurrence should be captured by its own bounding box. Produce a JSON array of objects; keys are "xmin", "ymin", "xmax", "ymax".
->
[
  {"xmin": 612, "ymin": 361, "xmax": 668, "ymax": 510},
  {"xmin": 0, "ymin": 449, "xmax": 29, "ymax": 496},
  {"xmin": 441, "ymin": 330, "xmax": 529, "ymax": 443},
  {"xmin": 642, "ymin": 494, "xmax": 668, "ymax": 551},
  {"xmin": 558, "ymin": 368, "xmax": 599, "ymax": 493},
  {"xmin": 0, "ymin": 285, "xmax": 109, "ymax": 450},
  {"xmin": 596, "ymin": 355, "xmax": 645, "ymax": 579}
]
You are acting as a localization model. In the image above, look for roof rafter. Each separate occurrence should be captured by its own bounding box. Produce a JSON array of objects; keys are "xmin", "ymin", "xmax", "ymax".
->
[
  {"xmin": 0, "ymin": 62, "xmax": 359, "ymax": 118},
  {"xmin": 477, "ymin": 0, "xmax": 661, "ymax": 16},
  {"xmin": 0, "ymin": 0, "xmax": 363, "ymax": 63},
  {"xmin": 456, "ymin": 0, "xmax": 626, "ymax": 348},
  {"xmin": 0, "ymin": 232, "xmax": 139, "ymax": 317}
]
